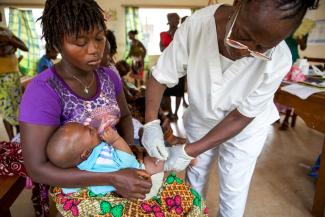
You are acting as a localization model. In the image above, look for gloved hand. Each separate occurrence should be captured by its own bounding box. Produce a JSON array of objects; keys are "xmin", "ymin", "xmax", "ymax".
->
[
  {"xmin": 141, "ymin": 119, "xmax": 169, "ymax": 160},
  {"xmin": 164, "ymin": 144, "xmax": 194, "ymax": 172}
]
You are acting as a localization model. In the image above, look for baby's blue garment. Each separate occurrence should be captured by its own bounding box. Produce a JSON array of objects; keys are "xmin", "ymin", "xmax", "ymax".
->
[{"xmin": 62, "ymin": 142, "xmax": 141, "ymax": 194}]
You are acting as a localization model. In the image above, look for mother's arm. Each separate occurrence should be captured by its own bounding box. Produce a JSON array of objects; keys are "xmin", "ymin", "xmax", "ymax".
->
[
  {"xmin": 21, "ymin": 122, "xmax": 151, "ymax": 199},
  {"xmin": 21, "ymin": 123, "xmax": 115, "ymax": 187}
]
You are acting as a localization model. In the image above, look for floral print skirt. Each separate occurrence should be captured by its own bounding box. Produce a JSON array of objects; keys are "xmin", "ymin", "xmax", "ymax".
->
[
  {"xmin": 0, "ymin": 72, "xmax": 22, "ymax": 126},
  {"xmin": 50, "ymin": 173, "xmax": 208, "ymax": 217}
]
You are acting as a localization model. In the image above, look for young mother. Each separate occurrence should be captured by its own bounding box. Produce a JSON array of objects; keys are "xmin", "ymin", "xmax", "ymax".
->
[
  {"xmin": 20, "ymin": 0, "xmax": 151, "ymax": 204},
  {"xmin": 142, "ymin": 0, "xmax": 315, "ymax": 216}
]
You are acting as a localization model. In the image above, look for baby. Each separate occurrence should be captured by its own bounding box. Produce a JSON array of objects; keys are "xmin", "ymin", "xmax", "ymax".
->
[{"xmin": 47, "ymin": 122, "xmax": 164, "ymax": 199}]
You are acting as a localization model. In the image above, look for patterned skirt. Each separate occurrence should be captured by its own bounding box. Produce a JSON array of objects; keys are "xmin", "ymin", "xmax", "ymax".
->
[
  {"xmin": 0, "ymin": 72, "xmax": 22, "ymax": 126},
  {"xmin": 0, "ymin": 141, "xmax": 50, "ymax": 216},
  {"xmin": 50, "ymin": 173, "xmax": 208, "ymax": 217}
]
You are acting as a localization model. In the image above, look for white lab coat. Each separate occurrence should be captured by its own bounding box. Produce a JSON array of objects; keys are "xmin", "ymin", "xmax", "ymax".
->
[{"xmin": 152, "ymin": 4, "xmax": 291, "ymax": 217}]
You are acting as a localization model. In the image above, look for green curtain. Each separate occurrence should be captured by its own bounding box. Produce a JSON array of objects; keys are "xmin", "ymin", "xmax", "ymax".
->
[
  {"xmin": 124, "ymin": 7, "xmax": 149, "ymax": 71},
  {"xmin": 191, "ymin": 8, "xmax": 201, "ymax": 14},
  {"xmin": 9, "ymin": 8, "xmax": 40, "ymax": 76}
]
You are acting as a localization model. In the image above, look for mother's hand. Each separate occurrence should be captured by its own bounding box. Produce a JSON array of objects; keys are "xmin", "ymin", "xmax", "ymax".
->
[{"xmin": 113, "ymin": 168, "xmax": 152, "ymax": 200}]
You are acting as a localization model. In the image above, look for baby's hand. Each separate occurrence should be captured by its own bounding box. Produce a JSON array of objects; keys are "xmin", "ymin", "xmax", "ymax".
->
[{"xmin": 101, "ymin": 127, "xmax": 121, "ymax": 144}]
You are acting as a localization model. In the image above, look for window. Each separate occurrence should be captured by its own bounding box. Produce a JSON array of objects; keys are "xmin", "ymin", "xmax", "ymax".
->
[
  {"xmin": 4, "ymin": 8, "xmax": 45, "ymax": 55},
  {"xmin": 138, "ymin": 8, "xmax": 192, "ymax": 55}
]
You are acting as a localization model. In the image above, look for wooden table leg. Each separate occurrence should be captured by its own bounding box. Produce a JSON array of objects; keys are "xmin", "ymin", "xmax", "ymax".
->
[
  {"xmin": 0, "ymin": 208, "xmax": 12, "ymax": 217},
  {"xmin": 312, "ymin": 137, "xmax": 325, "ymax": 217}
]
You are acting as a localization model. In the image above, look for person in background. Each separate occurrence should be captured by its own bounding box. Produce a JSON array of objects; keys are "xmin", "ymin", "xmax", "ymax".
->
[
  {"xmin": 159, "ymin": 13, "xmax": 180, "ymax": 52},
  {"xmin": 126, "ymin": 30, "xmax": 146, "ymax": 84},
  {"xmin": 37, "ymin": 43, "xmax": 58, "ymax": 74},
  {"xmin": 142, "ymin": 1, "xmax": 315, "ymax": 216},
  {"xmin": 0, "ymin": 26, "xmax": 28, "ymax": 141},
  {"xmin": 160, "ymin": 13, "xmax": 186, "ymax": 121},
  {"xmin": 101, "ymin": 29, "xmax": 118, "ymax": 68}
]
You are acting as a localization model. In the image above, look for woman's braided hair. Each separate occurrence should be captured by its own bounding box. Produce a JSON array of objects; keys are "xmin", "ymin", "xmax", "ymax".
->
[{"xmin": 39, "ymin": 0, "xmax": 106, "ymax": 51}]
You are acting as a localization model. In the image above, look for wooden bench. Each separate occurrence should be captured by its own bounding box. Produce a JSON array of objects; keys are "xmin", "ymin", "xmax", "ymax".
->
[{"xmin": 0, "ymin": 176, "xmax": 26, "ymax": 217}]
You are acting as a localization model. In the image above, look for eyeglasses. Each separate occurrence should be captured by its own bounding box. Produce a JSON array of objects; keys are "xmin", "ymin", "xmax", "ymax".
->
[{"xmin": 224, "ymin": 3, "xmax": 274, "ymax": 61}]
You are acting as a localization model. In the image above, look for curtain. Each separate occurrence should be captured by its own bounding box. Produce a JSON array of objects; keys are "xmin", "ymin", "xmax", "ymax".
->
[
  {"xmin": 124, "ymin": 7, "xmax": 143, "ymax": 56},
  {"xmin": 191, "ymin": 8, "xmax": 201, "ymax": 14},
  {"xmin": 124, "ymin": 7, "xmax": 149, "ymax": 71},
  {"xmin": 9, "ymin": 8, "xmax": 40, "ymax": 76}
]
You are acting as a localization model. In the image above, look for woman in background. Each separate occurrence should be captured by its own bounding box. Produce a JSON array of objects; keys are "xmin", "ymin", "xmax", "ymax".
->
[
  {"xmin": 160, "ymin": 13, "xmax": 186, "ymax": 121},
  {"xmin": 0, "ymin": 26, "xmax": 28, "ymax": 140},
  {"xmin": 127, "ymin": 30, "xmax": 146, "ymax": 83}
]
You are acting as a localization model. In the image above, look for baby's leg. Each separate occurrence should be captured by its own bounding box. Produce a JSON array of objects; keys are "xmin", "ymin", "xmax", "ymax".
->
[
  {"xmin": 143, "ymin": 156, "xmax": 165, "ymax": 200},
  {"xmin": 143, "ymin": 156, "xmax": 164, "ymax": 175}
]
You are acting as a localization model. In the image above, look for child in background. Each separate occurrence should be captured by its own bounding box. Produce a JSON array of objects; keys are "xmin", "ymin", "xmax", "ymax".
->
[{"xmin": 37, "ymin": 43, "xmax": 58, "ymax": 74}]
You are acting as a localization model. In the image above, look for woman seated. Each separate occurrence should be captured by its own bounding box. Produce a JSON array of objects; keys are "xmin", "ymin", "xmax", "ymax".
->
[{"xmin": 20, "ymin": 1, "xmax": 206, "ymax": 216}]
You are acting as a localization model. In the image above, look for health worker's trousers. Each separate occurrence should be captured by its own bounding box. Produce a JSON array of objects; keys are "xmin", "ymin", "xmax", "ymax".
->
[{"xmin": 185, "ymin": 126, "xmax": 269, "ymax": 217}]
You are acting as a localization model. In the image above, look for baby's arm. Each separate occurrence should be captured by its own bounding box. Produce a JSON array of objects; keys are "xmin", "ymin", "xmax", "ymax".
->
[{"xmin": 101, "ymin": 127, "xmax": 133, "ymax": 154}]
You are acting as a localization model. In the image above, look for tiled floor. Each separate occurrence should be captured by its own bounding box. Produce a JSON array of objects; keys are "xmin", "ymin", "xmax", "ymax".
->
[{"xmin": 2, "ymin": 107, "xmax": 323, "ymax": 217}]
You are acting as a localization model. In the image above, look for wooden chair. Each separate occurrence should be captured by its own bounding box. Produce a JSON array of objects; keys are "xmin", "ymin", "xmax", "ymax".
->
[{"xmin": 0, "ymin": 176, "xmax": 26, "ymax": 217}]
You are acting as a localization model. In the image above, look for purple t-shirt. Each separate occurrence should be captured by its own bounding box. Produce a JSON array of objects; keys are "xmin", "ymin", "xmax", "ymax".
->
[{"xmin": 19, "ymin": 66, "xmax": 122, "ymax": 132}]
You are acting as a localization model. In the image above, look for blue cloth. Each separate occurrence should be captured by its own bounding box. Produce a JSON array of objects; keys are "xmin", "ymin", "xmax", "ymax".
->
[
  {"xmin": 37, "ymin": 55, "xmax": 53, "ymax": 74},
  {"xmin": 62, "ymin": 142, "xmax": 141, "ymax": 194}
]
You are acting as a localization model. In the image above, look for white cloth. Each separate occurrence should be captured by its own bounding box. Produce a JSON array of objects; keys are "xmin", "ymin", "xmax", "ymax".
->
[
  {"xmin": 152, "ymin": 4, "xmax": 291, "ymax": 217},
  {"xmin": 281, "ymin": 83, "xmax": 325, "ymax": 99},
  {"xmin": 185, "ymin": 126, "xmax": 269, "ymax": 217},
  {"xmin": 220, "ymin": 54, "xmax": 234, "ymax": 72},
  {"xmin": 152, "ymin": 4, "xmax": 291, "ymax": 136},
  {"xmin": 132, "ymin": 118, "xmax": 143, "ymax": 139},
  {"xmin": 145, "ymin": 171, "xmax": 164, "ymax": 200}
]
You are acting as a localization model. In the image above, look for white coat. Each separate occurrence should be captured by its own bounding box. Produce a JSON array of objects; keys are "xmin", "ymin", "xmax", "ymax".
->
[{"xmin": 152, "ymin": 4, "xmax": 291, "ymax": 217}]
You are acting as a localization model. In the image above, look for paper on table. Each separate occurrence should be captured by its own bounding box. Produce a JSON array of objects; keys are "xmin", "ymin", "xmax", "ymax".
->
[{"xmin": 281, "ymin": 84, "xmax": 325, "ymax": 100}]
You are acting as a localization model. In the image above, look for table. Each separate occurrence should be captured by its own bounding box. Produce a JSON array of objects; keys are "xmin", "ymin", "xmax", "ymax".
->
[
  {"xmin": 0, "ymin": 176, "xmax": 26, "ymax": 217},
  {"xmin": 275, "ymin": 88, "xmax": 325, "ymax": 217}
]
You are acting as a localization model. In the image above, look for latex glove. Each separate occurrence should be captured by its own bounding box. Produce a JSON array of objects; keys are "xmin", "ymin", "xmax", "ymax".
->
[
  {"xmin": 141, "ymin": 119, "xmax": 169, "ymax": 160},
  {"xmin": 164, "ymin": 144, "xmax": 194, "ymax": 172}
]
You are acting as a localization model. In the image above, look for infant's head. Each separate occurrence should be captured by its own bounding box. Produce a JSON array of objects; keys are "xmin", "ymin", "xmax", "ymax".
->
[{"xmin": 47, "ymin": 122, "xmax": 100, "ymax": 169}]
